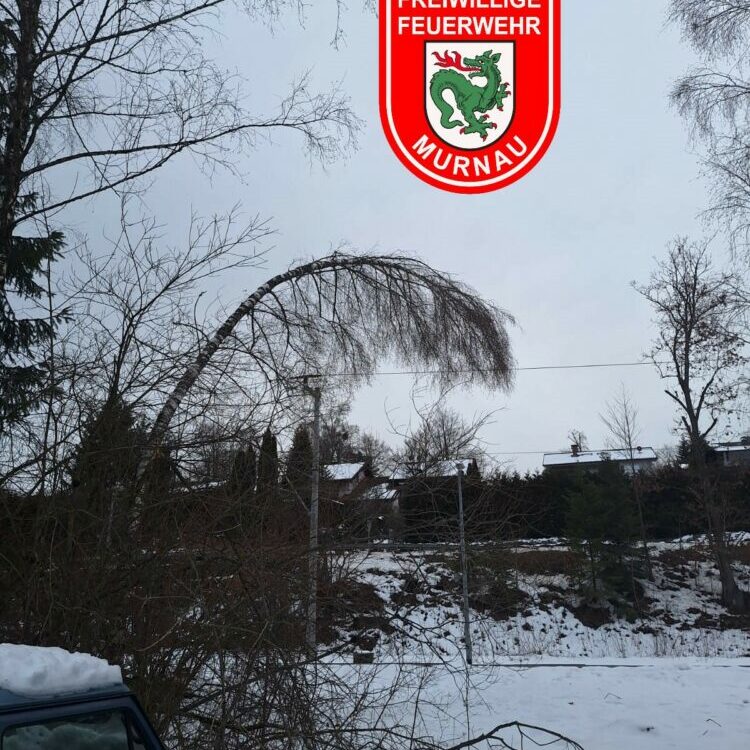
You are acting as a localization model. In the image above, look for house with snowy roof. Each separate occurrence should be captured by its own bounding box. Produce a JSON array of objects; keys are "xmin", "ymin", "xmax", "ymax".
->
[
  {"xmin": 322, "ymin": 462, "xmax": 371, "ymax": 499},
  {"xmin": 711, "ymin": 442, "xmax": 750, "ymax": 468},
  {"xmin": 388, "ymin": 457, "xmax": 479, "ymax": 485},
  {"xmin": 543, "ymin": 445, "xmax": 657, "ymax": 475}
]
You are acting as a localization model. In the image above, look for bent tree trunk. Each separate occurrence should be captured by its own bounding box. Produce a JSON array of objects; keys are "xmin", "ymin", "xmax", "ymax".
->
[
  {"xmin": 141, "ymin": 256, "xmax": 340, "ymax": 472},
  {"xmin": 138, "ymin": 253, "xmax": 514, "ymax": 481}
]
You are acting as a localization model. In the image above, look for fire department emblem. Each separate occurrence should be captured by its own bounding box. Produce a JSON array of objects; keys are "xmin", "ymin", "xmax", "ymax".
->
[
  {"xmin": 427, "ymin": 44, "xmax": 514, "ymax": 149},
  {"xmin": 379, "ymin": 1, "xmax": 561, "ymax": 194}
]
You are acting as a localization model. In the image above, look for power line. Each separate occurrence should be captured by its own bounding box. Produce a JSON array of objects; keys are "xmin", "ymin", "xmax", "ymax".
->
[
  {"xmin": 187, "ymin": 360, "xmax": 665, "ymax": 406},
  {"xmin": 309, "ymin": 360, "xmax": 664, "ymax": 379},
  {"xmin": 18, "ymin": 360, "xmax": 665, "ymax": 418}
]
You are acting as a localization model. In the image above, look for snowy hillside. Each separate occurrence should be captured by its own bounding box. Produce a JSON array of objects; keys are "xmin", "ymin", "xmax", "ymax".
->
[{"xmin": 329, "ymin": 536, "xmax": 750, "ymax": 662}]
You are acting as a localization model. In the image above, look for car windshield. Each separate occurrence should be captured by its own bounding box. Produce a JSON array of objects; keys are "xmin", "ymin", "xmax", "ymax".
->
[{"xmin": 2, "ymin": 709, "xmax": 145, "ymax": 750}]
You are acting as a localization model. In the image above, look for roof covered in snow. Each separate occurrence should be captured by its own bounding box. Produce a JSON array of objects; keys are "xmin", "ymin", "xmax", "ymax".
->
[
  {"xmin": 0, "ymin": 644, "xmax": 123, "ymax": 699},
  {"xmin": 543, "ymin": 447, "xmax": 658, "ymax": 468},
  {"xmin": 712, "ymin": 444, "xmax": 750, "ymax": 454},
  {"xmin": 390, "ymin": 458, "xmax": 476, "ymax": 481},
  {"xmin": 323, "ymin": 462, "xmax": 366, "ymax": 481}
]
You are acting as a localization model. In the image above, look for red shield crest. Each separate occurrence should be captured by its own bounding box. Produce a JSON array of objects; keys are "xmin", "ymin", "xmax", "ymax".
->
[{"xmin": 379, "ymin": 1, "xmax": 561, "ymax": 194}]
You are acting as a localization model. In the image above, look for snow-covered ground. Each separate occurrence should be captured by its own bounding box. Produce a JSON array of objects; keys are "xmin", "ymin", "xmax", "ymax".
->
[{"xmin": 378, "ymin": 659, "xmax": 750, "ymax": 749}]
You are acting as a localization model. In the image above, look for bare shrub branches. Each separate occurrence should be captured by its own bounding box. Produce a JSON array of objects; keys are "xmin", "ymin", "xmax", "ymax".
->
[
  {"xmin": 437, "ymin": 721, "xmax": 584, "ymax": 750},
  {"xmin": 0, "ymin": 0, "xmax": 361, "ymax": 288}
]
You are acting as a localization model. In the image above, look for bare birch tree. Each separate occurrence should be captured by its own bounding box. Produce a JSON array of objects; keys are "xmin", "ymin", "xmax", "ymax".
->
[
  {"xmin": 141, "ymin": 253, "xmax": 516, "ymax": 474},
  {"xmin": 0, "ymin": 0, "xmax": 357, "ymax": 251},
  {"xmin": 670, "ymin": 1, "xmax": 750, "ymax": 249}
]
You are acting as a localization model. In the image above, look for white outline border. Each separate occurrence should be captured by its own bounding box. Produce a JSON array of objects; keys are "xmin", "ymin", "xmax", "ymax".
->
[{"xmin": 385, "ymin": 1, "xmax": 556, "ymax": 188}]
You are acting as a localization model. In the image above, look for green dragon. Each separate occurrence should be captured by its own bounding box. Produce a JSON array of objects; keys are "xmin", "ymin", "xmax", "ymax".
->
[{"xmin": 429, "ymin": 50, "xmax": 511, "ymax": 141}]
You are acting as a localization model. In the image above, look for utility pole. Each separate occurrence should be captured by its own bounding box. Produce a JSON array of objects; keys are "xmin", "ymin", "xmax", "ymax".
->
[
  {"xmin": 456, "ymin": 463, "xmax": 473, "ymax": 666},
  {"xmin": 304, "ymin": 377, "xmax": 322, "ymax": 653}
]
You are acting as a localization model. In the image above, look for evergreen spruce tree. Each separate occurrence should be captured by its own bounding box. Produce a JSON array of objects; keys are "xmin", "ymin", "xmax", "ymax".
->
[
  {"xmin": 256, "ymin": 428, "xmax": 279, "ymax": 502},
  {"xmin": 565, "ymin": 462, "xmax": 637, "ymax": 606},
  {"xmin": 71, "ymin": 399, "xmax": 143, "ymax": 493},
  {"xmin": 226, "ymin": 443, "xmax": 257, "ymax": 532},
  {"xmin": 229, "ymin": 444, "xmax": 257, "ymax": 498},
  {"xmin": 70, "ymin": 398, "xmax": 144, "ymax": 544},
  {"xmin": 0, "ymin": 19, "xmax": 67, "ymax": 431},
  {"xmin": 676, "ymin": 433, "xmax": 718, "ymax": 467},
  {"xmin": 285, "ymin": 425, "xmax": 312, "ymax": 503}
]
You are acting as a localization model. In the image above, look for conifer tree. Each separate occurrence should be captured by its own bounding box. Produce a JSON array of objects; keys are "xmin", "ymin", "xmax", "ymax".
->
[
  {"xmin": 256, "ymin": 428, "xmax": 279, "ymax": 502},
  {"xmin": 0, "ymin": 220, "xmax": 67, "ymax": 431},
  {"xmin": 285, "ymin": 425, "xmax": 313, "ymax": 503},
  {"xmin": 229, "ymin": 444, "xmax": 257, "ymax": 498},
  {"xmin": 69, "ymin": 398, "xmax": 144, "ymax": 544},
  {"xmin": 565, "ymin": 462, "xmax": 637, "ymax": 604},
  {"xmin": 71, "ymin": 399, "xmax": 143, "ymax": 495},
  {"xmin": 0, "ymin": 19, "xmax": 67, "ymax": 430},
  {"xmin": 226, "ymin": 443, "xmax": 257, "ymax": 532}
]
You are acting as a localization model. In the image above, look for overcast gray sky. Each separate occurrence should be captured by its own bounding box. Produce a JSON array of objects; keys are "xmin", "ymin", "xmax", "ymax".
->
[{"xmin": 67, "ymin": 0, "xmax": 725, "ymax": 470}]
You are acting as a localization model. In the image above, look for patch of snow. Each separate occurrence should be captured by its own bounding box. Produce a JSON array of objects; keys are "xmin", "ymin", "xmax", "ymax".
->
[
  {"xmin": 543, "ymin": 447, "xmax": 658, "ymax": 467},
  {"xmin": 0, "ymin": 644, "xmax": 122, "ymax": 697},
  {"xmin": 324, "ymin": 463, "xmax": 366, "ymax": 481}
]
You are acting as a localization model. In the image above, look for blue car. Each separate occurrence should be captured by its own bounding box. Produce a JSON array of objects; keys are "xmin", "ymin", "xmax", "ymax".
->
[{"xmin": 0, "ymin": 683, "xmax": 164, "ymax": 750}]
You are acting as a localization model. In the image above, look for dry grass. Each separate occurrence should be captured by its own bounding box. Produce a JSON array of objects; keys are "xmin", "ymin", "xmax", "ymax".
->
[
  {"xmin": 655, "ymin": 545, "xmax": 711, "ymax": 566},
  {"xmin": 509, "ymin": 549, "xmax": 582, "ymax": 577},
  {"xmin": 731, "ymin": 542, "xmax": 750, "ymax": 564}
]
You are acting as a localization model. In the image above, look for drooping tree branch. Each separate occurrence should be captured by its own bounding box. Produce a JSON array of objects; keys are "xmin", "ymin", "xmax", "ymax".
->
[
  {"xmin": 669, "ymin": 1, "xmax": 750, "ymax": 249},
  {"xmin": 141, "ymin": 253, "xmax": 515, "ymax": 474}
]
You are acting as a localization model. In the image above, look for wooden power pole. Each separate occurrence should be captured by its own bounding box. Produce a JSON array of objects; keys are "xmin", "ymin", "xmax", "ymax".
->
[{"xmin": 456, "ymin": 463, "xmax": 473, "ymax": 665}]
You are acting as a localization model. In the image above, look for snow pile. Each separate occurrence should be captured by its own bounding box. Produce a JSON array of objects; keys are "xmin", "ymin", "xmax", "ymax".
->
[{"xmin": 0, "ymin": 644, "xmax": 122, "ymax": 697}]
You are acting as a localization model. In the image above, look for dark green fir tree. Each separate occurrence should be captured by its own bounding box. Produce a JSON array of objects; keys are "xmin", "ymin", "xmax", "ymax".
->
[
  {"xmin": 1, "ymin": 17, "xmax": 67, "ymax": 430},
  {"xmin": 565, "ymin": 461, "xmax": 637, "ymax": 605},
  {"xmin": 256, "ymin": 428, "xmax": 279, "ymax": 501},
  {"xmin": 285, "ymin": 424, "xmax": 313, "ymax": 503}
]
